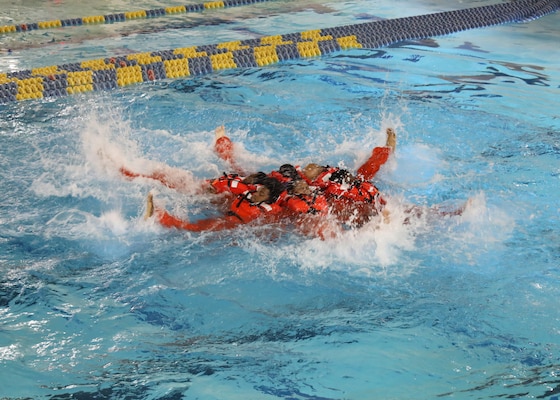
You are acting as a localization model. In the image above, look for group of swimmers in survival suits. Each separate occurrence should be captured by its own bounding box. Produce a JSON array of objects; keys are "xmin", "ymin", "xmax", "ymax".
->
[{"xmin": 119, "ymin": 125, "xmax": 463, "ymax": 239}]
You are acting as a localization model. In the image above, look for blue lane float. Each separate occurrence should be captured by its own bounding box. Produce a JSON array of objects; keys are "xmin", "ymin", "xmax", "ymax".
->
[{"xmin": 1, "ymin": 0, "xmax": 559, "ymax": 103}]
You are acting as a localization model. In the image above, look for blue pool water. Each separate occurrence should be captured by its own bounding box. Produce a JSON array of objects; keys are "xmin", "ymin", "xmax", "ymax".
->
[{"xmin": 1, "ymin": 0, "xmax": 559, "ymax": 399}]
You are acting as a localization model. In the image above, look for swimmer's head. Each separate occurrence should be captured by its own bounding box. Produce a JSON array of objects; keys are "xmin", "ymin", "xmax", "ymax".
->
[
  {"xmin": 248, "ymin": 175, "xmax": 284, "ymax": 204},
  {"xmin": 243, "ymin": 172, "xmax": 268, "ymax": 185},
  {"xmin": 278, "ymin": 164, "xmax": 299, "ymax": 181},
  {"xmin": 329, "ymin": 169, "xmax": 354, "ymax": 185},
  {"xmin": 302, "ymin": 163, "xmax": 326, "ymax": 182},
  {"xmin": 289, "ymin": 179, "xmax": 312, "ymax": 196},
  {"xmin": 250, "ymin": 185, "xmax": 271, "ymax": 203}
]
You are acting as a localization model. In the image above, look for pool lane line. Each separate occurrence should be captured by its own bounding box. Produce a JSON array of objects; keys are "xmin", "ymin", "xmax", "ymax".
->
[
  {"xmin": 1, "ymin": 0, "xmax": 558, "ymax": 103},
  {"xmin": 0, "ymin": 0, "xmax": 275, "ymax": 35}
]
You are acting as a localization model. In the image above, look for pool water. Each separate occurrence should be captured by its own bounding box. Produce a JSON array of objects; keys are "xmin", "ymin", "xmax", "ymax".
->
[{"xmin": 1, "ymin": 0, "xmax": 559, "ymax": 399}]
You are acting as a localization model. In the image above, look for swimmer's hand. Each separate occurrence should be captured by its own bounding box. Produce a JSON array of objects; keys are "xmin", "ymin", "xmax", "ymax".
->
[
  {"xmin": 205, "ymin": 183, "xmax": 218, "ymax": 194},
  {"xmin": 215, "ymin": 125, "xmax": 226, "ymax": 140},
  {"xmin": 382, "ymin": 208, "xmax": 391, "ymax": 224},
  {"xmin": 386, "ymin": 128, "xmax": 396, "ymax": 152},
  {"xmin": 145, "ymin": 192, "xmax": 154, "ymax": 220}
]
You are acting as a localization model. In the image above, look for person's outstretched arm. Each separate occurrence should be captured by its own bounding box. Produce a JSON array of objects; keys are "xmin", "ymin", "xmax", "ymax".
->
[
  {"xmin": 118, "ymin": 125, "xmax": 242, "ymax": 192},
  {"xmin": 214, "ymin": 125, "xmax": 247, "ymax": 175},
  {"xmin": 156, "ymin": 209, "xmax": 240, "ymax": 232},
  {"xmin": 120, "ymin": 166, "xmax": 195, "ymax": 192},
  {"xmin": 145, "ymin": 192, "xmax": 244, "ymax": 232},
  {"xmin": 356, "ymin": 128, "xmax": 396, "ymax": 181}
]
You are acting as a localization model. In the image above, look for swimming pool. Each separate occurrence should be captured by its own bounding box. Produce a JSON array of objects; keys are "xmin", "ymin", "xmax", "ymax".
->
[{"xmin": 1, "ymin": 0, "xmax": 559, "ymax": 398}]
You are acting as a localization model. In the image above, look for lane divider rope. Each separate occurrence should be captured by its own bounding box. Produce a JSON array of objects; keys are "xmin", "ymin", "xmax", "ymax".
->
[
  {"xmin": 0, "ymin": 0, "xmax": 275, "ymax": 35},
  {"xmin": 1, "ymin": 0, "xmax": 558, "ymax": 104}
]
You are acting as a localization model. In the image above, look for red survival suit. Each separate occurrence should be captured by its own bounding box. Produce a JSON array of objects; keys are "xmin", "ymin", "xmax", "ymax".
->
[
  {"xmin": 268, "ymin": 169, "xmax": 329, "ymax": 216},
  {"xmin": 214, "ymin": 135, "xmax": 390, "ymax": 215},
  {"xmin": 357, "ymin": 146, "xmax": 392, "ymax": 181},
  {"xmin": 297, "ymin": 143, "xmax": 391, "ymax": 227},
  {"xmin": 215, "ymin": 135, "xmax": 392, "ymax": 229},
  {"xmin": 304, "ymin": 166, "xmax": 385, "ymax": 227},
  {"xmin": 155, "ymin": 174, "xmax": 283, "ymax": 232}
]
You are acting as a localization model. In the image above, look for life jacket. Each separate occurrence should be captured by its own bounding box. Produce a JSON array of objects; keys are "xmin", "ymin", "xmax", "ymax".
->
[
  {"xmin": 325, "ymin": 180, "xmax": 382, "ymax": 204},
  {"xmin": 283, "ymin": 192, "xmax": 329, "ymax": 215},
  {"xmin": 268, "ymin": 170, "xmax": 291, "ymax": 184},
  {"xmin": 310, "ymin": 166, "xmax": 339, "ymax": 189},
  {"xmin": 294, "ymin": 164, "xmax": 329, "ymax": 186},
  {"xmin": 294, "ymin": 165, "xmax": 308, "ymax": 182},
  {"xmin": 227, "ymin": 193, "xmax": 283, "ymax": 224},
  {"xmin": 303, "ymin": 166, "xmax": 380, "ymax": 204},
  {"xmin": 326, "ymin": 178, "xmax": 386, "ymax": 228},
  {"xmin": 210, "ymin": 173, "xmax": 254, "ymax": 196},
  {"xmin": 267, "ymin": 167, "xmax": 327, "ymax": 215}
]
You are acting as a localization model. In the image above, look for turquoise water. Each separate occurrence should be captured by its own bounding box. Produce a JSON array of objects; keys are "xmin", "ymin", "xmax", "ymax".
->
[{"xmin": 1, "ymin": 0, "xmax": 559, "ymax": 399}]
